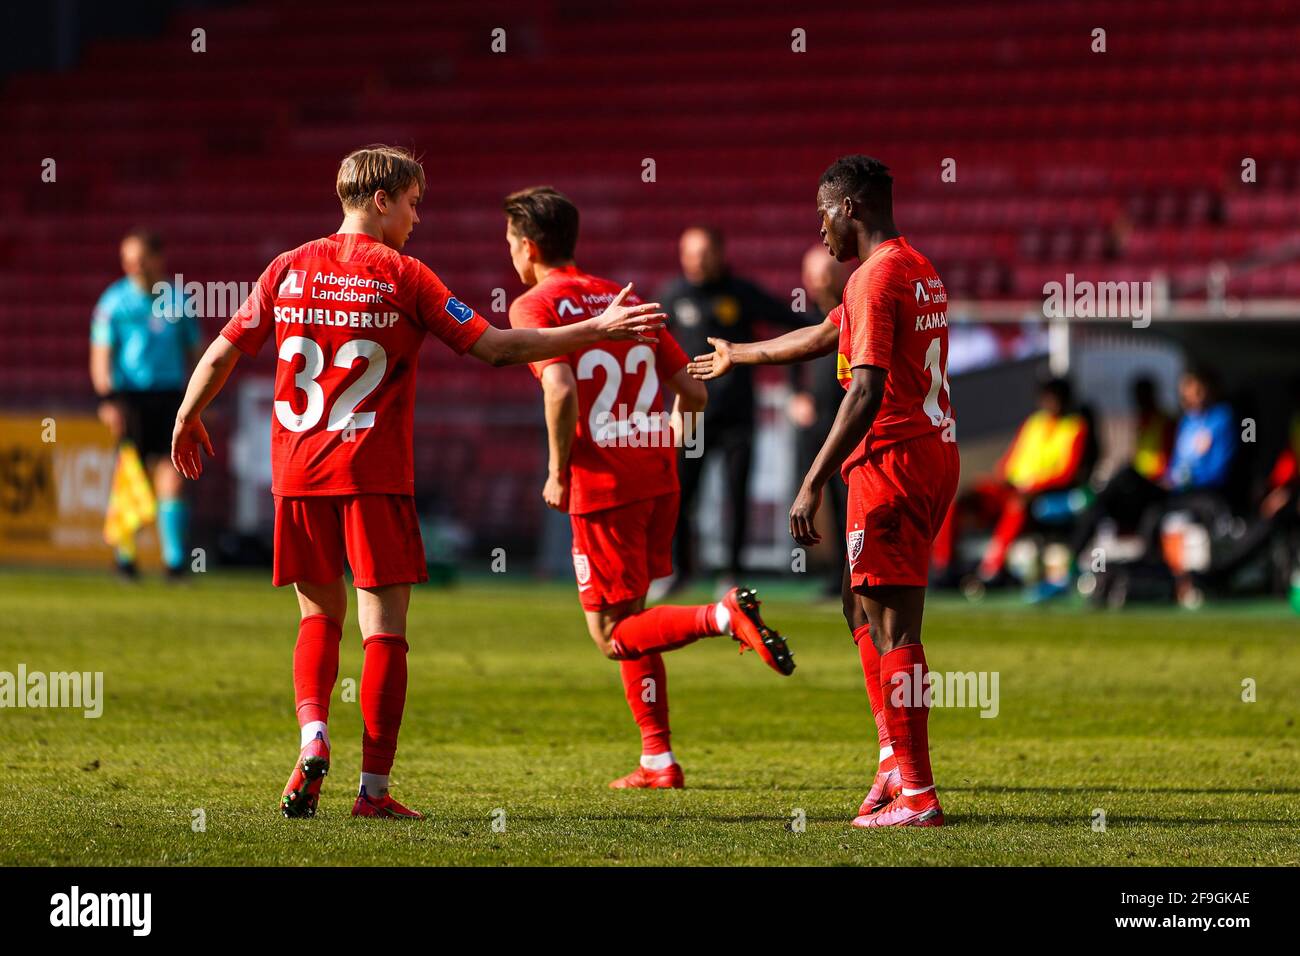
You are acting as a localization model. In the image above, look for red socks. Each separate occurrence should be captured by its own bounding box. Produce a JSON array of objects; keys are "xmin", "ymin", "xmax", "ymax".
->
[
  {"xmin": 294, "ymin": 614, "xmax": 341, "ymax": 727},
  {"xmin": 980, "ymin": 494, "xmax": 1026, "ymax": 578},
  {"xmin": 853, "ymin": 624, "xmax": 890, "ymax": 751},
  {"xmin": 360, "ymin": 633, "xmax": 409, "ymax": 776},
  {"xmin": 611, "ymin": 607, "xmax": 709, "ymax": 752},
  {"xmin": 620, "ymin": 653, "xmax": 671, "ymax": 755},
  {"xmin": 298, "ymin": 622, "xmax": 408, "ymax": 778},
  {"xmin": 880, "ymin": 643, "xmax": 935, "ymax": 792},
  {"xmin": 609, "ymin": 604, "xmax": 718, "ymax": 659}
]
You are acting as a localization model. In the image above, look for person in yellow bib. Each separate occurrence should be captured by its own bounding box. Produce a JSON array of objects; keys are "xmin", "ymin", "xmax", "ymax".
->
[
  {"xmin": 933, "ymin": 378, "xmax": 1093, "ymax": 590},
  {"xmin": 1129, "ymin": 376, "xmax": 1177, "ymax": 484},
  {"xmin": 973, "ymin": 378, "xmax": 1093, "ymax": 584},
  {"xmin": 1026, "ymin": 375, "xmax": 1174, "ymax": 601}
]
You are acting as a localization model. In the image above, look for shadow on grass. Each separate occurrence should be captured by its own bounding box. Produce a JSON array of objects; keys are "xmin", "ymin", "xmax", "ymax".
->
[
  {"xmin": 402, "ymin": 810, "xmax": 1298, "ymax": 828},
  {"xmin": 689, "ymin": 784, "xmax": 1300, "ymax": 795}
]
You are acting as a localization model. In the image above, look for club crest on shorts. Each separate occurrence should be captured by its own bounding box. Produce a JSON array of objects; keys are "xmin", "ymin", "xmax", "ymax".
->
[
  {"xmin": 572, "ymin": 551, "xmax": 591, "ymax": 585},
  {"xmin": 847, "ymin": 529, "xmax": 865, "ymax": 564}
]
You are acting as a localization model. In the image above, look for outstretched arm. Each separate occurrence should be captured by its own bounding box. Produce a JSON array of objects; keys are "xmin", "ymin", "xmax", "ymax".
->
[
  {"xmin": 171, "ymin": 335, "xmax": 243, "ymax": 479},
  {"xmin": 687, "ymin": 316, "xmax": 839, "ymax": 380},
  {"xmin": 789, "ymin": 365, "xmax": 886, "ymax": 545},
  {"xmin": 470, "ymin": 283, "xmax": 666, "ymax": 368}
]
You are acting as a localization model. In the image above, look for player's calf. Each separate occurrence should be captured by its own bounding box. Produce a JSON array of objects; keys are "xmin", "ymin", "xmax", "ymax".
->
[
  {"xmin": 614, "ymin": 654, "xmax": 684, "ymax": 789},
  {"xmin": 598, "ymin": 602, "xmax": 716, "ymax": 659},
  {"xmin": 595, "ymin": 592, "xmax": 795, "ymax": 676}
]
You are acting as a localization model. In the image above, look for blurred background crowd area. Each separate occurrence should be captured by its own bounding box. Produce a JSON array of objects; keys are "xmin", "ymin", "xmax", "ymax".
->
[{"xmin": 1, "ymin": 0, "xmax": 1298, "ymax": 606}]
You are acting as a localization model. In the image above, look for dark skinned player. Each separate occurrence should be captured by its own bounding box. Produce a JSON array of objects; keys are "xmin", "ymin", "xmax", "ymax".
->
[{"xmin": 689, "ymin": 155, "xmax": 957, "ymax": 826}]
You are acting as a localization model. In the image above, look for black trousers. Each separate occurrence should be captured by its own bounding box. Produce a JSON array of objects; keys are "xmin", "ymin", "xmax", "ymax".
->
[
  {"xmin": 1069, "ymin": 464, "xmax": 1231, "ymax": 565},
  {"xmin": 675, "ymin": 421, "xmax": 752, "ymax": 578},
  {"xmin": 117, "ymin": 389, "xmax": 184, "ymax": 460},
  {"xmin": 1068, "ymin": 465, "xmax": 1166, "ymax": 558},
  {"xmin": 1137, "ymin": 489, "xmax": 1232, "ymax": 561}
]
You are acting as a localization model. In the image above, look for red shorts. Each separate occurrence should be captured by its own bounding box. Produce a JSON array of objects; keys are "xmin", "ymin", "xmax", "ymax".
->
[
  {"xmin": 845, "ymin": 432, "xmax": 959, "ymax": 589},
  {"xmin": 569, "ymin": 492, "xmax": 678, "ymax": 611},
  {"xmin": 273, "ymin": 494, "xmax": 428, "ymax": 588}
]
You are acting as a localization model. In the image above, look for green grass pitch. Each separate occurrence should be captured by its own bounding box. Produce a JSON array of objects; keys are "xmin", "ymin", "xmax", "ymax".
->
[{"xmin": 1, "ymin": 569, "xmax": 1297, "ymax": 866}]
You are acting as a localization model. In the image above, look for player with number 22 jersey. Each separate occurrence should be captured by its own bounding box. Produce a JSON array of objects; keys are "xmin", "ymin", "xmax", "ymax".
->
[
  {"xmin": 502, "ymin": 186, "xmax": 796, "ymax": 792},
  {"xmin": 510, "ymin": 266, "xmax": 685, "ymax": 519}
]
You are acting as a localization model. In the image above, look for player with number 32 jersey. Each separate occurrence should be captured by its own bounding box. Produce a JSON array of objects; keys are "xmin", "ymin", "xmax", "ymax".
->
[
  {"xmin": 170, "ymin": 147, "xmax": 668, "ymax": 822},
  {"xmin": 222, "ymin": 235, "xmax": 486, "ymax": 499},
  {"xmin": 220, "ymin": 235, "xmax": 488, "ymax": 588}
]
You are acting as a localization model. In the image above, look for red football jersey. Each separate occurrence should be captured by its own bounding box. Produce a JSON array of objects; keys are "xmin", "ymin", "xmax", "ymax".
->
[
  {"xmin": 509, "ymin": 266, "xmax": 687, "ymax": 515},
  {"xmin": 220, "ymin": 233, "xmax": 489, "ymax": 496},
  {"xmin": 830, "ymin": 236, "xmax": 955, "ymax": 475}
]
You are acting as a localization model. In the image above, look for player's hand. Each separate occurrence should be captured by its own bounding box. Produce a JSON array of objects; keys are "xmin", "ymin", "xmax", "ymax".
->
[
  {"xmin": 687, "ymin": 337, "xmax": 734, "ymax": 380},
  {"xmin": 542, "ymin": 471, "xmax": 569, "ymax": 512},
  {"xmin": 789, "ymin": 481, "xmax": 823, "ymax": 546},
  {"xmin": 788, "ymin": 392, "xmax": 816, "ymax": 428},
  {"xmin": 171, "ymin": 416, "xmax": 214, "ymax": 480},
  {"xmin": 1260, "ymin": 485, "xmax": 1291, "ymax": 520},
  {"xmin": 593, "ymin": 283, "xmax": 667, "ymax": 343},
  {"xmin": 97, "ymin": 399, "xmax": 125, "ymax": 440}
]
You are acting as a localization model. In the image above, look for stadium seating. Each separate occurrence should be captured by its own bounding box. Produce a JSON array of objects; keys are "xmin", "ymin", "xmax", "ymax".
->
[{"xmin": 2, "ymin": 0, "xmax": 1298, "ymax": 541}]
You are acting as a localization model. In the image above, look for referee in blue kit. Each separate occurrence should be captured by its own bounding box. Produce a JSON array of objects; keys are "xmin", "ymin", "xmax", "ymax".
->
[{"xmin": 90, "ymin": 228, "xmax": 201, "ymax": 579}]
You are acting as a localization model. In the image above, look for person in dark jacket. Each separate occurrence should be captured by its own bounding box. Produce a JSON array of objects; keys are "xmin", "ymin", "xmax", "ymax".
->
[{"xmin": 657, "ymin": 226, "xmax": 798, "ymax": 592}]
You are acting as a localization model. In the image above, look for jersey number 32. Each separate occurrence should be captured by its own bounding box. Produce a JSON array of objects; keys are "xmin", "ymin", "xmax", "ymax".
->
[{"xmin": 275, "ymin": 336, "xmax": 387, "ymax": 433}]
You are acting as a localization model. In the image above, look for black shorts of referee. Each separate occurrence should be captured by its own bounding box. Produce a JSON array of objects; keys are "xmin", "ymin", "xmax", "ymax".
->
[{"xmin": 114, "ymin": 390, "xmax": 184, "ymax": 460}]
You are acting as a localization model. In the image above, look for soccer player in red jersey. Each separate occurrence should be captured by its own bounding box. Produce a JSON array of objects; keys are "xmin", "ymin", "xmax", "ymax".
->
[
  {"xmin": 502, "ymin": 186, "xmax": 795, "ymax": 789},
  {"xmin": 169, "ymin": 147, "xmax": 667, "ymax": 819},
  {"xmin": 689, "ymin": 156, "xmax": 958, "ymax": 826}
]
